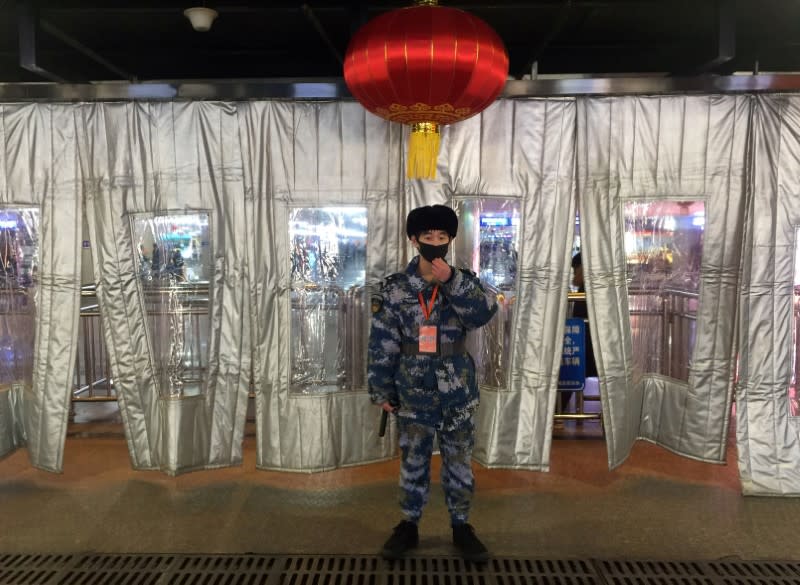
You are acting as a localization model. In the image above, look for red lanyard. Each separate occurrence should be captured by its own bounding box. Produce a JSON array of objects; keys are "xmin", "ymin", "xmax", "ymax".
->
[{"xmin": 418, "ymin": 285, "xmax": 439, "ymax": 321}]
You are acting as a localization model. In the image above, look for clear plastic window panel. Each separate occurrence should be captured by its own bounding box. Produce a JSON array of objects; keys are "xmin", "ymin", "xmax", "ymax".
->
[
  {"xmin": 453, "ymin": 199, "xmax": 520, "ymax": 389},
  {"xmin": 0, "ymin": 209, "xmax": 38, "ymax": 388},
  {"xmin": 289, "ymin": 207, "xmax": 368, "ymax": 394},
  {"xmin": 624, "ymin": 201, "xmax": 704, "ymax": 382},
  {"xmin": 791, "ymin": 229, "xmax": 800, "ymax": 416},
  {"xmin": 133, "ymin": 213, "xmax": 212, "ymax": 397}
]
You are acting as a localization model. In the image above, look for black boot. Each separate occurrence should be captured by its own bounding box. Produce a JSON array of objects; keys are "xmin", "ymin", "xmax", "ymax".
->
[
  {"xmin": 381, "ymin": 520, "xmax": 419, "ymax": 560},
  {"xmin": 452, "ymin": 523, "xmax": 490, "ymax": 563}
]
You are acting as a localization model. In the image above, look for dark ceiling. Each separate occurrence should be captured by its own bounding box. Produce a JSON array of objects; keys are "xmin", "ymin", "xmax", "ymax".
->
[{"xmin": 0, "ymin": 0, "xmax": 798, "ymax": 84}]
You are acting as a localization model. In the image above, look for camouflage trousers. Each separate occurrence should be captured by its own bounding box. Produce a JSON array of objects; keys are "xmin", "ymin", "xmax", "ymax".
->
[{"xmin": 398, "ymin": 416, "xmax": 476, "ymax": 526}]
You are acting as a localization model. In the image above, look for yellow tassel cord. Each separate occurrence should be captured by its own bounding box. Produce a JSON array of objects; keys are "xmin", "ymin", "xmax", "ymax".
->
[{"xmin": 407, "ymin": 122, "xmax": 441, "ymax": 180}]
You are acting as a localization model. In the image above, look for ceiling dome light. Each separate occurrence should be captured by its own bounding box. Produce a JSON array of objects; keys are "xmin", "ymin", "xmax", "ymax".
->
[{"xmin": 184, "ymin": 7, "xmax": 218, "ymax": 32}]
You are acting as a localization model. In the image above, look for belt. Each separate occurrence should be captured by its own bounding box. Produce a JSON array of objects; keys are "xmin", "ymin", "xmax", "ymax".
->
[{"xmin": 401, "ymin": 339, "xmax": 466, "ymax": 357}]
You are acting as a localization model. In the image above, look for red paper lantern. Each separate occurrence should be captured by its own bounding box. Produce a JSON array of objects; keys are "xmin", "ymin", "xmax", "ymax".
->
[{"xmin": 344, "ymin": 0, "xmax": 509, "ymax": 179}]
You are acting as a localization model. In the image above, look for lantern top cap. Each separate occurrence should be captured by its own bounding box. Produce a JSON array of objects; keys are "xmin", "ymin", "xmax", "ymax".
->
[{"xmin": 414, "ymin": 0, "xmax": 439, "ymax": 5}]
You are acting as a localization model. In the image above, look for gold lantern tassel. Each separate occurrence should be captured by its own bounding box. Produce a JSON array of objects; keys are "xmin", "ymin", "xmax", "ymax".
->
[{"xmin": 407, "ymin": 122, "xmax": 440, "ymax": 180}]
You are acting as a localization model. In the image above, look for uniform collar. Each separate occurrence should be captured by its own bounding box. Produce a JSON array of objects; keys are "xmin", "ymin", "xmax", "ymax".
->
[{"xmin": 405, "ymin": 256, "xmax": 435, "ymax": 293}]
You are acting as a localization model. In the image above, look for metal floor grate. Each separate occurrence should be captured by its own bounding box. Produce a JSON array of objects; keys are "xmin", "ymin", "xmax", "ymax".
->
[{"xmin": 1, "ymin": 554, "xmax": 799, "ymax": 585}]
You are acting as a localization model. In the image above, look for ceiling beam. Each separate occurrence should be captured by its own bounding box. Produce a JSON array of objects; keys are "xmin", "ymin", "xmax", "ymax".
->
[
  {"xmin": 40, "ymin": 19, "xmax": 135, "ymax": 80},
  {"xmin": 18, "ymin": 0, "xmax": 134, "ymax": 82},
  {"xmin": 17, "ymin": 0, "xmax": 66, "ymax": 82},
  {"xmin": 3, "ymin": 74, "xmax": 800, "ymax": 102},
  {"xmin": 301, "ymin": 3, "xmax": 343, "ymax": 66},
  {"xmin": 38, "ymin": 1, "xmax": 669, "ymax": 14},
  {"xmin": 684, "ymin": 0, "xmax": 735, "ymax": 75},
  {"xmin": 517, "ymin": 0, "xmax": 574, "ymax": 79}
]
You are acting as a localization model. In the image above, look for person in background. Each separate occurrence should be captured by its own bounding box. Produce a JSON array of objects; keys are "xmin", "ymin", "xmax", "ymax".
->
[
  {"xmin": 571, "ymin": 252, "xmax": 597, "ymax": 377},
  {"xmin": 558, "ymin": 252, "xmax": 598, "ymax": 416}
]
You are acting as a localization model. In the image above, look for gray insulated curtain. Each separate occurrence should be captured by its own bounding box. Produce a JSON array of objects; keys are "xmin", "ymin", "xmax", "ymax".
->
[
  {"xmin": 206, "ymin": 98, "xmax": 575, "ymax": 473},
  {"xmin": 9, "ymin": 95, "xmax": 799, "ymax": 492},
  {"xmin": 78, "ymin": 102, "xmax": 251, "ymax": 475},
  {"xmin": 245, "ymin": 102, "xmax": 405, "ymax": 471},
  {"xmin": 0, "ymin": 104, "xmax": 83, "ymax": 472},
  {"xmin": 577, "ymin": 96, "xmax": 749, "ymax": 468},
  {"xmin": 738, "ymin": 95, "xmax": 800, "ymax": 495},
  {"xmin": 412, "ymin": 99, "xmax": 577, "ymax": 471},
  {"xmin": 67, "ymin": 98, "xmax": 578, "ymax": 475}
]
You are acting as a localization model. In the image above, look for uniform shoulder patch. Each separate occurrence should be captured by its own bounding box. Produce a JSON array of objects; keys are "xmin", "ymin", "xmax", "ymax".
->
[
  {"xmin": 383, "ymin": 273, "xmax": 403, "ymax": 284},
  {"xmin": 379, "ymin": 272, "xmax": 404, "ymax": 291},
  {"xmin": 375, "ymin": 272, "xmax": 406, "ymax": 311}
]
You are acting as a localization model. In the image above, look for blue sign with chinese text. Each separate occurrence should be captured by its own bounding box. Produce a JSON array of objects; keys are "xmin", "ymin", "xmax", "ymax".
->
[{"xmin": 558, "ymin": 318, "xmax": 586, "ymax": 391}]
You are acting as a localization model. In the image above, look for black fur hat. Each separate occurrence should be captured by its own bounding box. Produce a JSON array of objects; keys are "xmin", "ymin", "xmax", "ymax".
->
[{"xmin": 406, "ymin": 205, "xmax": 458, "ymax": 239}]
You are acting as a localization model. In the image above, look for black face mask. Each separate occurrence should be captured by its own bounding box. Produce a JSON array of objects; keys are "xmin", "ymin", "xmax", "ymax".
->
[{"xmin": 418, "ymin": 242, "xmax": 449, "ymax": 262}]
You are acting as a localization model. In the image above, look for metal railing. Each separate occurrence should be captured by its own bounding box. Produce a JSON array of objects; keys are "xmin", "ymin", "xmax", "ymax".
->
[
  {"xmin": 0, "ymin": 287, "xmax": 36, "ymax": 386},
  {"xmin": 73, "ymin": 284, "xmax": 212, "ymax": 401},
  {"xmin": 69, "ymin": 287, "xmax": 701, "ymax": 408},
  {"xmin": 789, "ymin": 291, "xmax": 800, "ymax": 416},
  {"xmin": 472, "ymin": 285, "xmax": 514, "ymax": 390},
  {"xmin": 289, "ymin": 283, "xmax": 370, "ymax": 393},
  {"xmin": 73, "ymin": 293, "xmax": 114, "ymax": 401},
  {"xmin": 141, "ymin": 283, "xmax": 210, "ymax": 396},
  {"xmin": 628, "ymin": 287, "xmax": 699, "ymax": 381},
  {"xmin": 555, "ymin": 288, "xmax": 698, "ymax": 423}
]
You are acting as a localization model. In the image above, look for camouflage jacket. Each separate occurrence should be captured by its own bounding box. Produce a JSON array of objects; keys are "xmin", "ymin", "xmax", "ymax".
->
[{"xmin": 367, "ymin": 256, "xmax": 498, "ymax": 429}]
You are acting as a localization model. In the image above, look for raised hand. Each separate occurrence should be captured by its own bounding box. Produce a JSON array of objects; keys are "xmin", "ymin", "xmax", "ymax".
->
[{"xmin": 431, "ymin": 258, "xmax": 453, "ymax": 283}]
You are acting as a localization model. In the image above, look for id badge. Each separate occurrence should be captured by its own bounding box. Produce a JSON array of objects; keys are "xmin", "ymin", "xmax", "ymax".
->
[{"xmin": 418, "ymin": 325, "xmax": 439, "ymax": 355}]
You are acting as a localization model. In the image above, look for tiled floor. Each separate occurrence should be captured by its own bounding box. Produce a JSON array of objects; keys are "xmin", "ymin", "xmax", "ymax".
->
[{"xmin": 2, "ymin": 413, "xmax": 799, "ymax": 562}]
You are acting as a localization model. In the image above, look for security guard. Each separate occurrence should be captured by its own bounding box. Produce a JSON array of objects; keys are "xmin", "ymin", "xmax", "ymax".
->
[{"xmin": 368, "ymin": 205, "xmax": 498, "ymax": 562}]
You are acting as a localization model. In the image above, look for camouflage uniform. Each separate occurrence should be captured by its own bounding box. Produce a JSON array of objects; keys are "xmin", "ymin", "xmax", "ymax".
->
[{"xmin": 368, "ymin": 256, "xmax": 498, "ymax": 525}]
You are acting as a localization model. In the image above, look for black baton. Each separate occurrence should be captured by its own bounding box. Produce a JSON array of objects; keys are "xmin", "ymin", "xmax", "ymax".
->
[
  {"xmin": 379, "ymin": 409, "xmax": 389, "ymax": 437},
  {"xmin": 379, "ymin": 401, "xmax": 398, "ymax": 437}
]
